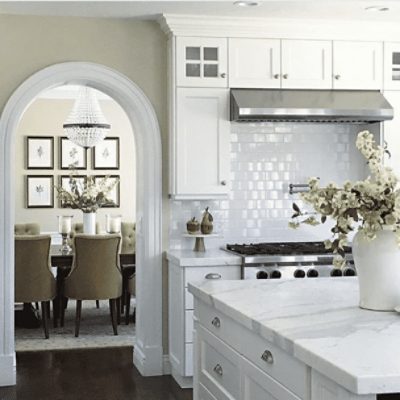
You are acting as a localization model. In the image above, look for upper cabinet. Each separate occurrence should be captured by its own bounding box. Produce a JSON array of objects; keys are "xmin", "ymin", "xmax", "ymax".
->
[
  {"xmin": 333, "ymin": 41, "xmax": 383, "ymax": 90},
  {"xmin": 281, "ymin": 40, "xmax": 332, "ymax": 89},
  {"xmin": 176, "ymin": 37, "xmax": 228, "ymax": 88},
  {"xmin": 228, "ymin": 38, "xmax": 281, "ymax": 88},
  {"xmin": 228, "ymin": 38, "xmax": 332, "ymax": 89},
  {"xmin": 384, "ymin": 42, "xmax": 400, "ymax": 90}
]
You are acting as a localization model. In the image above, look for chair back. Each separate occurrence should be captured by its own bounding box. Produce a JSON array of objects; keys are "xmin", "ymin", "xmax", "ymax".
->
[
  {"xmin": 14, "ymin": 223, "xmax": 40, "ymax": 235},
  {"xmin": 68, "ymin": 222, "xmax": 101, "ymax": 247},
  {"xmin": 15, "ymin": 235, "xmax": 56, "ymax": 303},
  {"xmin": 64, "ymin": 234, "xmax": 122, "ymax": 300},
  {"xmin": 121, "ymin": 222, "xmax": 135, "ymax": 254}
]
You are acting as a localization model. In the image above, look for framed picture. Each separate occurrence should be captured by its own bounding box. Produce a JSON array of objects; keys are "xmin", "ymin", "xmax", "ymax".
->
[
  {"xmin": 94, "ymin": 175, "xmax": 120, "ymax": 207},
  {"xmin": 60, "ymin": 137, "xmax": 87, "ymax": 170},
  {"xmin": 26, "ymin": 136, "xmax": 54, "ymax": 169},
  {"xmin": 92, "ymin": 137, "xmax": 120, "ymax": 170},
  {"xmin": 26, "ymin": 175, "xmax": 54, "ymax": 208},
  {"xmin": 59, "ymin": 175, "xmax": 86, "ymax": 208}
]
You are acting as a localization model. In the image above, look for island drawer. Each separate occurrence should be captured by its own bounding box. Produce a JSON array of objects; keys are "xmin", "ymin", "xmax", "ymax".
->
[
  {"xmin": 197, "ymin": 324, "xmax": 241, "ymax": 400},
  {"xmin": 185, "ymin": 266, "xmax": 240, "ymax": 287},
  {"xmin": 198, "ymin": 383, "xmax": 218, "ymax": 400},
  {"xmin": 196, "ymin": 301, "xmax": 309, "ymax": 399}
]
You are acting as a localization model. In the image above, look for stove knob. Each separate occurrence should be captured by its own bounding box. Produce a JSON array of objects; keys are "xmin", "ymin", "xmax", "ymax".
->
[
  {"xmin": 256, "ymin": 271, "xmax": 269, "ymax": 279},
  {"xmin": 270, "ymin": 270, "xmax": 281, "ymax": 279},
  {"xmin": 294, "ymin": 269, "xmax": 305, "ymax": 278},
  {"xmin": 330, "ymin": 269, "xmax": 342, "ymax": 277},
  {"xmin": 307, "ymin": 269, "xmax": 319, "ymax": 278},
  {"xmin": 343, "ymin": 268, "xmax": 356, "ymax": 277}
]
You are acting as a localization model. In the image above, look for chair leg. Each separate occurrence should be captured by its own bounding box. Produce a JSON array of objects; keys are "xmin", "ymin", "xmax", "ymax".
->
[
  {"xmin": 41, "ymin": 301, "xmax": 49, "ymax": 339},
  {"xmin": 96, "ymin": 300, "xmax": 100, "ymax": 309},
  {"xmin": 52, "ymin": 299, "xmax": 58, "ymax": 328},
  {"xmin": 75, "ymin": 300, "xmax": 82, "ymax": 338},
  {"xmin": 60, "ymin": 297, "xmax": 66, "ymax": 328},
  {"xmin": 109, "ymin": 299, "xmax": 118, "ymax": 336},
  {"xmin": 125, "ymin": 291, "xmax": 131, "ymax": 325},
  {"xmin": 116, "ymin": 298, "xmax": 121, "ymax": 325},
  {"xmin": 35, "ymin": 302, "xmax": 39, "ymax": 310}
]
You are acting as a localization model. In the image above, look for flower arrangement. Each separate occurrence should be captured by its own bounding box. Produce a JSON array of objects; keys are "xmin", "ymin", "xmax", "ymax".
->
[
  {"xmin": 56, "ymin": 174, "xmax": 119, "ymax": 213},
  {"xmin": 290, "ymin": 130, "xmax": 399, "ymax": 267}
]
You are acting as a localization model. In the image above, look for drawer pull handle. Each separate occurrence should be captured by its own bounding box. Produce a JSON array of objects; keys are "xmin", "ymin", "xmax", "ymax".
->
[
  {"xmin": 211, "ymin": 317, "xmax": 221, "ymax": 328},
  {"xmin": 205, "ymin": 273, "xmax": 222, "ymax": 280},
  {"xmin": 213, "ymin": 364, "xmax": 223, "ymax": 376},
  {"xmin": 261, "ymin": 350, "xmax": 274, "ymax": 364}
]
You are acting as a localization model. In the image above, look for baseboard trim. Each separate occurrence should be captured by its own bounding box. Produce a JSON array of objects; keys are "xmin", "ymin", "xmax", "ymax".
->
[
  {"xmin": 163, "ymin": 354, "xmax": 171, "ymax": 375},
  {"xmin": 0, "ymin": 354, "xmax": 16, "ymax": 386},
  {"xmin": 171, "ymin": 367, "xmax": 193, "ymax": 389},
  {"xmin": 133, "ymin": 340, "xmax": 163, "ymax": 376}
]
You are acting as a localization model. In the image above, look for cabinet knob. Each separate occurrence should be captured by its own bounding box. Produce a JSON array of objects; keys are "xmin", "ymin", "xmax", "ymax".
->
[
  {"xmin": 283, "ymin": 74, "xmax": 289, "ymax": 79},
  {"xmin": 205, "ymin": 273, "xmax": 222, "ymax": 280},
  {"xmin": 334, "ymin": 74, "xmax": 341, "ymax": 80},
  {"xmin": 213, "ymin": 364, "xmax": 223, "ymax": 376},
  {"xmin": 261, "ymin": 350, "xmax": 274, "ymax": 364},
  {"xmin": 220, "ymin": 72, "xmax": 227, "ymax": 78},
  {"xmin": 211, "ymin": 317, "xmax": 221, "ymax": 328},
  {"xmin": 273, "ymin": 74, "xmax": 280, "ymax": 79},
  {"xmin": 221, "ymin": 180, "xmax": 227, "ymax": 186}
]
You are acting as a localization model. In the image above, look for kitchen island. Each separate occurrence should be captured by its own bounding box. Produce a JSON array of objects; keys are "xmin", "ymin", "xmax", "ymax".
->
[{"xmin": 189, "ymin": 278, "xmax": 400, "ymax": 400}]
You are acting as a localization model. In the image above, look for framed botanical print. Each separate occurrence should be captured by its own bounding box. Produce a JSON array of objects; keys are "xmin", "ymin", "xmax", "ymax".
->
[
  {"xmin": 27, "ymin": 136, "xmax": 54, "ymax": 169},
  {"xmin": 26, "ymin": 175, "xmax": 54, "ymax": 208},
  {"xmin": 94, "ymin": 175, "xmax": 120, "ymax": 207},
  {"xmin": 59, "ymin": 175, "xmax": 86, "ymax": 208},
  {"xmin": 60, "ymin": 137, "xmax": 87, "ymax": 170},
  {"xmin": 92, "ymin": 137, "xmax": 120, "ymax": 170}
]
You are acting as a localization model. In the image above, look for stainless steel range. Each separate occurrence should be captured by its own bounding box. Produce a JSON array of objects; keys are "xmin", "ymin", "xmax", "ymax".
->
[{"xmin": 224, "ymin": 241, "xmax": 355, "ymax": 280}]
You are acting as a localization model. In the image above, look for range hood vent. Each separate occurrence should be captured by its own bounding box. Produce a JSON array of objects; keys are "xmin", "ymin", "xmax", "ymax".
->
[{"xmin": 230, "ymin": 89, "xmax": 393, "ymax": 124}]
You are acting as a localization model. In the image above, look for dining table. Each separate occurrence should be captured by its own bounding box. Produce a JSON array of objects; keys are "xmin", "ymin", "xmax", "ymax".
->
[{"xmin": 50, "ymin": 245, "xmax": 135, "ymax": 326}]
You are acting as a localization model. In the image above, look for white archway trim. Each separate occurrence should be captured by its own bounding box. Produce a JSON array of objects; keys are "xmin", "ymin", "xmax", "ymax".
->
[{"xmin": 0, "ymin": 62, "xmax": 163, "ymax": 385}]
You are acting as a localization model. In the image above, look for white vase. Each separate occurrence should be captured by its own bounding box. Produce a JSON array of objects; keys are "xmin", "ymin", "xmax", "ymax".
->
[
  {"xmin": 82, "ymin": 212, "xmax": 96, "ymax": 234},
  {"xmin": 353, "ymin": 228, "xmax": 400, "ymax": 311}
]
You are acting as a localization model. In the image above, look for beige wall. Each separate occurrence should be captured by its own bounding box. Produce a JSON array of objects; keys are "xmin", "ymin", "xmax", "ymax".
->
[
  {"xmin": 16, "ymin": 95, "xmax": 136, "ymax": 231},
  {"xmin": 0, "ymin": 15, "xmax": 170, "ymax": 352}
]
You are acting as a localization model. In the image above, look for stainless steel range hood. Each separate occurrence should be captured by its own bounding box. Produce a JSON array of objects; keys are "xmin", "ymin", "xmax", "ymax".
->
[{"xmin": 230, "ymin": 89, "xmax": 393, "ymax": 123}]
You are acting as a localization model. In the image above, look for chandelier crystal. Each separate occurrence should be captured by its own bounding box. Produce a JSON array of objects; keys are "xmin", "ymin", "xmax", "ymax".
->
[{"xmin": 63, "ymin": 87, "xmax": 111, "ymax": 148}]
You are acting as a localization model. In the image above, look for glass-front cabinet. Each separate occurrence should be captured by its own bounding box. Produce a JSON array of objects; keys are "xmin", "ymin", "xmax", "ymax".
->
[
  {"xmin": 384, "ymin": 42, "xmax": 400, "ymax": 90},
  {"xmin": 176, "ymin": 37, "xmax": 228, "ymax": 87}
]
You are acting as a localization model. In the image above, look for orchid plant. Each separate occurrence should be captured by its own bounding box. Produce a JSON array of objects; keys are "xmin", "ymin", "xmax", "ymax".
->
[
  {"xmin": 290, "ymin": 130, "xmax": 400, "ymax": 267},
  {"xmin": 56, "ymin": 173, "xmax": 119, "ymax": 213}
]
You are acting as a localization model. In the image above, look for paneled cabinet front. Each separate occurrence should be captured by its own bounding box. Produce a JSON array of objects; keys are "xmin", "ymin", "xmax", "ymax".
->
[
  {"xmin": 384, "ymin": 42, "xmax": 400, "ymax": 90},
  {"xmin": 333, "ymin": 41, "xmax": 383, "ymax": 90},
  {"xmin": 173, "ymin": 88, "xmax": 230, "ymax": 199}
]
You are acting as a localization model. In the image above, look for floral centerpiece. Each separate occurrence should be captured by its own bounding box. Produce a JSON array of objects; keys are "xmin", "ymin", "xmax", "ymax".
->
[{"xmin": 290, "ymin": 130, "xmax": 400, "ymax": 311}]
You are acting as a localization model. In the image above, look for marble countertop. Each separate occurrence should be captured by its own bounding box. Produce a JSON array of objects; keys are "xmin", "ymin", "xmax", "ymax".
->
[
  {"xmin": 189, "ymin": 278, "xmax": 400, "ymax": 395},
  {"xmin": 166, "ymin": 249, "xmax": 242, "ymax": 267}
]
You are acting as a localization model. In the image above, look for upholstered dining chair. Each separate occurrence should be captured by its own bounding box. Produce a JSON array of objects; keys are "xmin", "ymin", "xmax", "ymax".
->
[
  {"xmin": 15, "ymin": 235, "xmax": 57, "ymax": 339},
  {"xmin": 14, "ymin": 223, "xmax": 40, "ymax": 235},
  {"xmin": 121, "ymin": 222, "xmax": 136, "ymax": 254},
  {"xmin": 68, "ymin": 222, "xmax": 101, "ymax": 246},
  {"xmin": 125, "ymin": 274, "xmax": 136, "ymax": 325},
  {"xmin": 61, "ymin": 234, "xmax": 122, "ymax": 337}
]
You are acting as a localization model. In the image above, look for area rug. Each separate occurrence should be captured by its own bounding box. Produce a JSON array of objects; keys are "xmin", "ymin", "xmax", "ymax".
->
[{"xmin": 15, "ymin": 300, "xmax": 136, "ymax": 352}]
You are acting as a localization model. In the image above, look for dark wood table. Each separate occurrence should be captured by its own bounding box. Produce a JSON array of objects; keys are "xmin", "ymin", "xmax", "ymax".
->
[{"xmin": 50, "ymin": 246, "xmax": 135, "ymax": 326}]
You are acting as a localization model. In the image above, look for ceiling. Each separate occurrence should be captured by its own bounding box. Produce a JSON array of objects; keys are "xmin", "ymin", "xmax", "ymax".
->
[{"xmin": 1, "ymin": 0, "xmax": 400, "ymax": 22}]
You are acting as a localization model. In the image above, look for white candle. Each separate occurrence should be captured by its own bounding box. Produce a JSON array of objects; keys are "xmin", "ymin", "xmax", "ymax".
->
[
  {"xmin": 59, "ymin": 216, "xmax": 72, "ymax": 234},
  {"xmin": 107, "ymin": 215, "xmax": 121, "ymax": 233}
]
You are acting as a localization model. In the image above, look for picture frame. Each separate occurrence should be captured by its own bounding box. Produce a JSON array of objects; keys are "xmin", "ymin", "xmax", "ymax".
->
[
  {"xmin": 94, "ymin": 175, "xmax": 120, "ymax": 207},
  {"xmin": 26, "ymin": 136, "xmax": 54, "ymax": 169},
  {"xmin": 59, "ymin": 175, "xmax": 86, "ymax": 208},
  {"xmin": 26, "ymin": 175, "xmax": 54, "ymax": 208},
  {"xmin": 60, "ymin": 137, "xmax": 87, "ymax": 170},
  {"xmin": 92, "ymin": 137, "xmax": 120, "ymax": 170}
]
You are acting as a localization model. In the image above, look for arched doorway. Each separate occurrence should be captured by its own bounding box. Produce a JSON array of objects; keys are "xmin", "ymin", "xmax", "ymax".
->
[{"xmin": 0, "ymin": 62, "xmax": 163, "ymax": 385}]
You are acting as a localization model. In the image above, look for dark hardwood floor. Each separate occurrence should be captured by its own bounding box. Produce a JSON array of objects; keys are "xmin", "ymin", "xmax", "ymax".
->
[{"xmin": 0, "ymin": 347, "xmax": 192, "ymax": 400}]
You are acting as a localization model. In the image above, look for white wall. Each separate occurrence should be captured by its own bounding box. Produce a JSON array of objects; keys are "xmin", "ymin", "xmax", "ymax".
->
[{"xmin": 15, "ymin": 89, "xmax": 136, "ymax": 232}]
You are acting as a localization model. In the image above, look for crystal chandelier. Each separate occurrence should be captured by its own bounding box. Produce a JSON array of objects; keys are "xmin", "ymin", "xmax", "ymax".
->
[{"xmin": 63, "ymin": 87, "xmax": 111, "ymax": 148}]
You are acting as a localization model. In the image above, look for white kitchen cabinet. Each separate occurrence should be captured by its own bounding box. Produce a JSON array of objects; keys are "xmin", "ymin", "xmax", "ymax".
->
[
  {"xmin": 281, "ymin": 39, "xmax": 332, "ymax": 89},
  {"xmin": 333, "ymin": 41, "xmax": 383, "ymax": 90},
  {"xmin": 173, "ymin": 88, "xmax": 230, "ymax": 199},
  {"xmin": 383, "ymin": 91, "xmax": 400, "ymax": 174},
  {"xmin": 176, "ymin": 37, "xmax": 228, "ymax": 87},
  {"xmin": 384, "ymin": 42, "xmax": 400, "ymax": 90},
  {"xmin": 228, "ymin": 38, "xmax": 281, "ymax": 88}
]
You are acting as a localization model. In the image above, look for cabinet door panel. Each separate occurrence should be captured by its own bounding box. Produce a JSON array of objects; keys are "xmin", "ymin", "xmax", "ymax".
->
[
  {"xmin": 229, "ymin": 38, "xmax": 281, "ymax": 88},
  {"xmin": 176, "ymin": 88, "xmax": 230, "ymax": 198},
  {"xmin": 333, "ymin": 41, "xmax": 383, "ymax": 90},
  {"xmin": 384, "ymin": 42, "xmax": 400, "ymax": 90},
  {"xmin": 177, "ymin": 37, "xmax": 228, "ymax": 88},
  {"xmin": 281, "ymin": 40, "xmax": 332, "ymax": 89},
  {"xmin": 383, "ymin": 91, "xmax": 400, "ymax": 175}
]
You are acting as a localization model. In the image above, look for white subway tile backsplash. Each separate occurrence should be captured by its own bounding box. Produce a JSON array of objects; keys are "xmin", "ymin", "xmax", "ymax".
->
[{"xmin": 169, "ymin": 122, "xmax": 369, "ymax": 250}]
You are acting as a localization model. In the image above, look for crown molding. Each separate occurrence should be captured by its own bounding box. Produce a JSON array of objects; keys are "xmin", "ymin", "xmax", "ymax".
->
[{"xmin": 159, "ymin": 13, "xmax": 400, "ymax": 41}]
